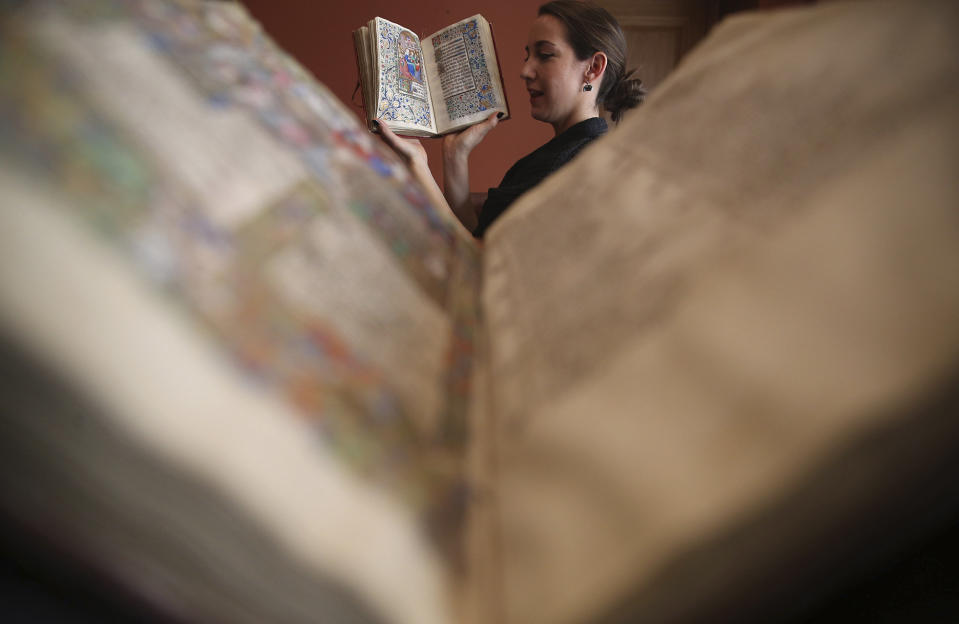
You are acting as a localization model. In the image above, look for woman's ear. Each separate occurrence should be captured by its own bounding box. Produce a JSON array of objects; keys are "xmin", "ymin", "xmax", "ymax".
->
[{"xmin": 589, "ymin": 51, "xmax": 608, "ymax": 82}]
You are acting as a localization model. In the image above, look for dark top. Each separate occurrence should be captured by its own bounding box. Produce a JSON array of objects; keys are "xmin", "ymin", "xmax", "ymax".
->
[{"xmin": 473, "ymin": 117, "xmax": 609, "ymax": 238}]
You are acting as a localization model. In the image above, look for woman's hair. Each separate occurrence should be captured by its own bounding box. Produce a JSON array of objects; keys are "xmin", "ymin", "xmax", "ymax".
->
[{"xmin": 538, "ymin": 0, "xmax": 646, "ymax": 121}]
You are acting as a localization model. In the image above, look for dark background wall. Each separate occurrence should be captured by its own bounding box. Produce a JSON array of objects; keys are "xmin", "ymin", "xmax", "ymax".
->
[{"xmin": 241, "ymin": 0, "xmax": 553, "ymax": 193}]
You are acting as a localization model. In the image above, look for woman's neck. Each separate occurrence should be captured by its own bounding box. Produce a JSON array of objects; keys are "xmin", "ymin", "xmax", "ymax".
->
[{"xmin": 552, "ymin": 105, "xmax": 600, "ymax": 136}]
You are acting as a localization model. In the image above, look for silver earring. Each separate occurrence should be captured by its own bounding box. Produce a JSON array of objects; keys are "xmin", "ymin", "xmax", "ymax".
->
[{"xmin": 583, "ymin": 79, "xmax": 592, "ymax": 92}]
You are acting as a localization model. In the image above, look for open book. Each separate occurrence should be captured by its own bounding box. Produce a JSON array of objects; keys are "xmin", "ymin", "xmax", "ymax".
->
[
  {"xmin": 2, "ymin": 1, "xmax": 959, "ymax": 623},
  {"xmin": 353, "ymin": 15, "xmax": 509, "ymax": 136}
]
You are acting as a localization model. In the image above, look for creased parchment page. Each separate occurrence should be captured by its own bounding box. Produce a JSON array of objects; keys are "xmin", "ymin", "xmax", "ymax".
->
[
  {"xmin": 479, "ymin": 2, "xmax": 959, "ymax": 623},
  {"xmin": 423, "ymin": 15, "xmax": 508, "ymax": 134}
]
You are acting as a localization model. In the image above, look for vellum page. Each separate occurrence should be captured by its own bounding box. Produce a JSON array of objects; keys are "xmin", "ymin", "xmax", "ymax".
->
[
  {"xmin": 479, "ymin": 2, "xmax": 959, "ymax": 623},
  {"xmin": 374, "ymin": 17, "xmax": 437, "ymax": 136},
  {"xmin": 0, "ymin": 1, "xmax": 485, "ymax": 622},
  {"xmin": 423, "ymin": 15, "xmax": 508, "ymax": 135},
  {"xmin": 0, "ymin": 165, "xmax": 447, "ymax": 624},
  {"xmin": 28, "ymin": 3, "xmax": 457, "ymax": 472}
]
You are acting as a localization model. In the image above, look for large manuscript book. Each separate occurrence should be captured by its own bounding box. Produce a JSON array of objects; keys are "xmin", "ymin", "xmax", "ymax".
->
[{"xmin": 1, "ymin": 1, "xmax": 958, "ymax": 623}]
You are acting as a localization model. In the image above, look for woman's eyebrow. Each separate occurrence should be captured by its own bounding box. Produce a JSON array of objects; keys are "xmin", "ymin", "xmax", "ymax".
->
[{"xmin": 525, "ymin": 41, "xmax": 556, "ymax": 53}]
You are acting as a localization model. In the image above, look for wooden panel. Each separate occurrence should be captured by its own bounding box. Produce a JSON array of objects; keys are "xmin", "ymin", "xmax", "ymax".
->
[
  {"xmin": 597, "ymin": 0, "xmax": 711, "ymax": 92},
  {"xmin": 622, "ymin": 25, "xmax": 682, "ymax": 90}
]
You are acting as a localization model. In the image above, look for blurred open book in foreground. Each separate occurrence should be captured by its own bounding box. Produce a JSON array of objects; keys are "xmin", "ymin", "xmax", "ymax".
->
[{"xmin": 1, "ymin": 1, "xmax": 957, "ymax": 623}]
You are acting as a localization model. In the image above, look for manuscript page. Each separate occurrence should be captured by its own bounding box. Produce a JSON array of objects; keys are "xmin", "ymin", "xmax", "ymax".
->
[
  {"xmin": 478, "ymin": 1, "xmax": 959, "ymax": 623},
  {"xmin": 0, "ymin": 2, "xmax": 484, "ymax": 623},
  {"xmin": 373, "ymin": 17, "xmax": 437, "ymax": 136},
  {"xmin": 423, "ymin": 15, "xmax": 508, "ymax": 135}
]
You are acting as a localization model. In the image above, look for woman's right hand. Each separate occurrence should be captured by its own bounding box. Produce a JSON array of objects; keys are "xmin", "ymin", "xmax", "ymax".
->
[{"xmin": 374, "ymin": 119, "xmax": 429, "ymax": 171}]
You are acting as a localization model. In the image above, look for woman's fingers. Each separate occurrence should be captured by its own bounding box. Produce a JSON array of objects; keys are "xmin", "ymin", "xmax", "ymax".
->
[
  {"xmin": 444, "ymin": 111, "xmax": 502, "ymax": 158},
  {"xmin": 375, "ymin": 119, "xmax": 406, "ymax": 153},
  {"xmin": 374, "ymin": 119, "xmax": 428, "ymax": 167},
  {"xmin": 471, "ymin": 112, "xmax": 501, "ymax": 144},
  {"xmin": 375, "ymin": 111, "xmax": 502, "ymax": 169},
  {"xmin": 464, "ymin": 111, "xmax": 501, "ymax": 145}
]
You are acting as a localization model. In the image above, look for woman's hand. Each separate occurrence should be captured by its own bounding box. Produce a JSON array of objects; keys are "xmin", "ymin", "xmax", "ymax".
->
[
  {"xmin": 441, "ymin": 112, "xmax": 502, "ymax": 232},
  {"xmin": 442, "ymin": 112, "xmax": 502, "ymax": 161},
  {"xmin": 371, "ymin": 119, "xmax": 461, "ymax": 229},
  {"xmin": 372, "ymin": 112, "xmax": 502, "ymax": 234},
  {"xmin": 374, "ymin": 119, "xmax": 429, "ymax": 171}
]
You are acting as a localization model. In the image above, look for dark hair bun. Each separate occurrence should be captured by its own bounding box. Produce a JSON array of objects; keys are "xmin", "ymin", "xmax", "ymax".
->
[{"xmin": 605, "ymin": 69, "xmax": 646, "ymax": 122}]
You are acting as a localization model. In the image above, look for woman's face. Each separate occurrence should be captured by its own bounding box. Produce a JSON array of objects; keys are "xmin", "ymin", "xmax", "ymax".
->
[{"xmin": 521, "ymin": 14, "xmax": 591, "ymax": 132}]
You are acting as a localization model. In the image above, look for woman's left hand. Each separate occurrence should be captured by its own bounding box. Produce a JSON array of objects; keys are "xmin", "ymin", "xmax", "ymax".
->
[{"xmin": 442, "ymin": 112, "xmax": 502, "ymax": 161}]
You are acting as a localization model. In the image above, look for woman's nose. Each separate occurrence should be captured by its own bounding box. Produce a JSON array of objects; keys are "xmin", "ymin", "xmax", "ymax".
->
[{"xmin": 520, "ymin": 59, "xmax": 534, "ymax": 81}]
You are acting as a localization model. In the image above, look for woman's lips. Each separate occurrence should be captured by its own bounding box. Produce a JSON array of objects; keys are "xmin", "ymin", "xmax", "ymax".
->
[{"xmin": 528, "ymin": 89, "xmax": 543, "ymax": 102}]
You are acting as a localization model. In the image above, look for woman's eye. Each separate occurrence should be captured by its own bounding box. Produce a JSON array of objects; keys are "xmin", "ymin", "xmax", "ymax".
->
[{"xmin": 524, "ymin": 51, "xmax": 553, "ymax": 62}]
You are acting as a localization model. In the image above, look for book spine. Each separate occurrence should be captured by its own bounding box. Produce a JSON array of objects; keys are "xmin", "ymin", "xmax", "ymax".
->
[{"xmin": 351, "ymin": 29, "xmax": 374, "ymax": 131}]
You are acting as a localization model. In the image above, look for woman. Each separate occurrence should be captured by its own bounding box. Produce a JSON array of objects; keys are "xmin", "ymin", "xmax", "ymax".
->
[{"xmin": 378, "ymin": 0, "xmax": 645, "ymax": 238}]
